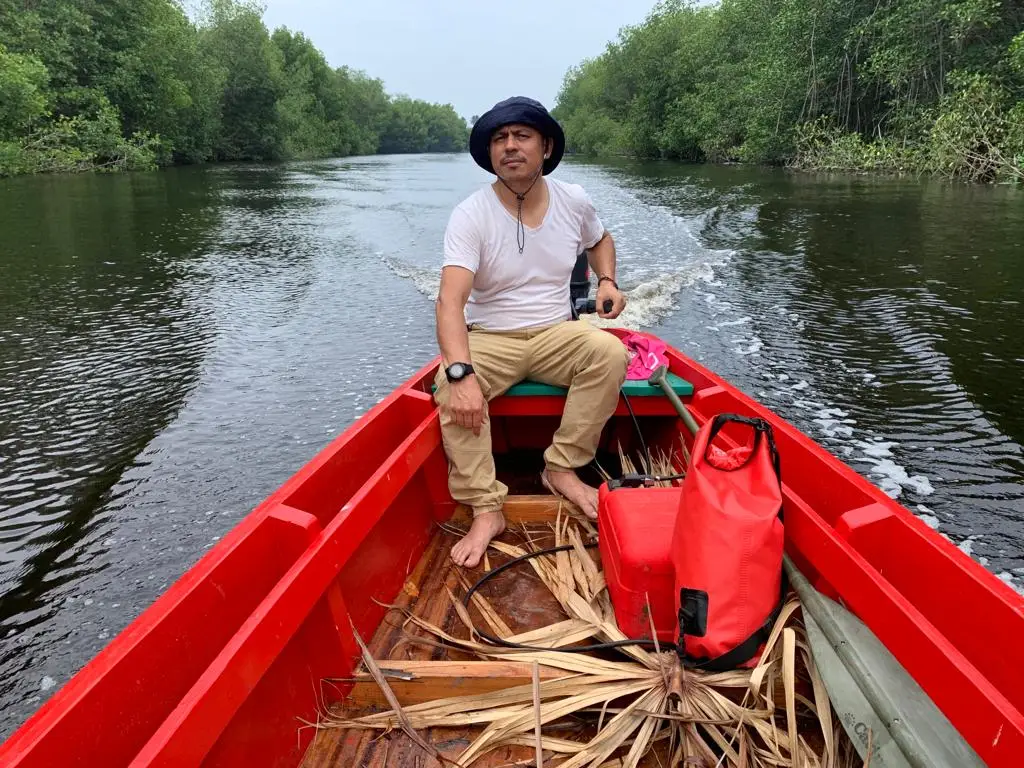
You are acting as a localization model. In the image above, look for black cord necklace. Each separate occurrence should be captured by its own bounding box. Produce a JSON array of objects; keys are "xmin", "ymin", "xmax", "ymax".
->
[{"xmin": 496, "ymin": 168, "xmax": 542, "ymax": 254}]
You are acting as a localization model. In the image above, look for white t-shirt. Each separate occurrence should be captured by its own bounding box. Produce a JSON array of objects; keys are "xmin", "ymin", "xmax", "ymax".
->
[{"xmin": 442, "ymin": 178, "xmax": 606, "ymax": 330}]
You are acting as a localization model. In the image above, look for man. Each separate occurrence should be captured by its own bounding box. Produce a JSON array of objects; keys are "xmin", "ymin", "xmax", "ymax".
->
[{"xmin": 434, "ymin": 96, "xmax": 629, "ymax": 567}]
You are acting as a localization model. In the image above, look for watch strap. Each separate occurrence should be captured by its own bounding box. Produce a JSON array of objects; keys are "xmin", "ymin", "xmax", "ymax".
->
[{"xmin": 445, "ymin": 362, "xmax": 475, "ymax": 382}]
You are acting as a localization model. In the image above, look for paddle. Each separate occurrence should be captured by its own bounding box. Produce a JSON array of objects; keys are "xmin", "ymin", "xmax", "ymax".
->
[{"xmin": 784, "ymin": 555, "xmax": 985, "ymax": 768}]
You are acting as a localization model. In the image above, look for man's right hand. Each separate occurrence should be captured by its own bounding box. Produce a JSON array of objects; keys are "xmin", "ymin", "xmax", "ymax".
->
[{"xmin": 448, "ymin": 375, "xmax": 486, "ymax": 435}]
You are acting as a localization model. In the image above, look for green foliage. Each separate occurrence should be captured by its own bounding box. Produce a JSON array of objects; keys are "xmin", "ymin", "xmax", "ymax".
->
[
  {"xmin": 379, "ymin": 97, "xmax": 468, "ymax": 154},
  {"xmin": 333, "ymin": 68, "xmax": 391, "ymax": 155},
  {"xmin": 926, "ymin": 71, "xmax": 1023, "ymax": 182},
  {"xmin": 200, "ymin": 0, "xmax": 287, "ymax": 161},
  {"xmin": 1009, "ymin": 31, "xmax": 1024, "ymax": 75},
  {"xmin": 555, "ymin": 0, "xmax": 1024, "ymax": 183},
  {"xmin": 0, "ymin": 96, "xmax": 160, "ymax": 176},
  {"xmin": 0, "ymin": 44, "xmax": 48, "ymax": 140},
  {"xmin": 553, "ymin": 58, "xmax": 629, "ymax": 155},
  {"xmin": 0, "ymin": 0, "xmax": 468, "ymax": 176}
]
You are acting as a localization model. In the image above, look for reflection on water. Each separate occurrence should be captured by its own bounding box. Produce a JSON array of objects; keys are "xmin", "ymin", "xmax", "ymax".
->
[
  {"xmin": 0, "ymin": 168, "xmax": 221, "ymax": 727},
  {"xmin": 0, "ymin": 154, "xmax": 1021, "ymax": 738}
]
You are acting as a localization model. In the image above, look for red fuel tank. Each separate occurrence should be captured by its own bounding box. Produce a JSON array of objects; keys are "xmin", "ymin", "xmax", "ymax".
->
[{"xmin": 596, "ymin": 485, "xmax": 680, "ymax": 643}]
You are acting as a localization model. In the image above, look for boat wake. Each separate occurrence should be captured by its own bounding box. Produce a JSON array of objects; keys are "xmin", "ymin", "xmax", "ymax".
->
[
  {"xmin": 380, "ymin": 255, "xmax": 441, "ymax": 300},
  {"xmin": 382, "ymin": 254, "xmax": 730, "ymax": 332}
]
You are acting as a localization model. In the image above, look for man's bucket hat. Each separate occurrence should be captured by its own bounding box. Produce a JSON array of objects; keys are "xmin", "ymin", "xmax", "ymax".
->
[{"xmin": 469, "ymin": 96, "xmax": 565, "ymax": 175}]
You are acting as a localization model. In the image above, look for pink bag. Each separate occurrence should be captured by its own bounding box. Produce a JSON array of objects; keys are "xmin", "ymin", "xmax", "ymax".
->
[{"xmin": 621, "ymin": 333, "xmax": 669, "ymax": 380}]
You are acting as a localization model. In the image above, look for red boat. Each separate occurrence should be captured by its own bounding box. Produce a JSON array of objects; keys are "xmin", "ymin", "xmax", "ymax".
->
[{"xmin": 0, "ymin": 327, "xmax": 1021, "ymax": 767}]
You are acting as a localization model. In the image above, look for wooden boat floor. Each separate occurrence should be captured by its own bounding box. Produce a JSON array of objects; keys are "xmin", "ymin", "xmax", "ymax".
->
[{"xmin": 300, "ymin": 505, "xmax": 671, "ymax": 767}]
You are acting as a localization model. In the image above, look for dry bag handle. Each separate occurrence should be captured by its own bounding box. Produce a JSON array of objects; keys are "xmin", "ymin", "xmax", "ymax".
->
[{"xmin": 705, "ymin": 414, "xmax": 781, "ymax": 482}]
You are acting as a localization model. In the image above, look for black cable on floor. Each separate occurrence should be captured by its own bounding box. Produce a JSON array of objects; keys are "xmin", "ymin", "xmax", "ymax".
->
[
  {"xmin": 619, "ymin": 388, "xmax": 651, "ymax": 470},
  {"xmin": 463, "ymin": 543, "xmax": 677, "ymax": 654}
]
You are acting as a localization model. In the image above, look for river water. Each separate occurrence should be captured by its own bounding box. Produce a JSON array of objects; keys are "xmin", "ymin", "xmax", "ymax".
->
[{"xmin": 1, "ymin": 154, "xmax": 1022, "ymax": 737}]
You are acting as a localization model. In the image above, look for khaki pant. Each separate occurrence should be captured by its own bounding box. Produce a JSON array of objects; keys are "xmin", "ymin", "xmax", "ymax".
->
[{"xmin": 433, "ymin": 320, "xmax": 630, "ymax": 516}]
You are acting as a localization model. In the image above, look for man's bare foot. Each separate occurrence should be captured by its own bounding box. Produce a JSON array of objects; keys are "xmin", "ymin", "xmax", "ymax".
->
[
  {"xmin": 451, "ymin": 510, "xmax": 506, "ymax": 568},
  {"xmin": 541, "ymin": 468, "xmax": 599, "ymax": 520}
]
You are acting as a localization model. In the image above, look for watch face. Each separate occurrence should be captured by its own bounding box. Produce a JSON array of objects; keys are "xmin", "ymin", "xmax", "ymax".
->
[{"xmin": 449, "ymin": 363, "xmax": 466, "ymax": 378}]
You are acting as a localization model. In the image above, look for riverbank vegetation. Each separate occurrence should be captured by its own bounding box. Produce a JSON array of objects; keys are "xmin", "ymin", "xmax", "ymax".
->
[
  {"xmin": 0, "ymin": 0, "xmax": 468, "ymax": 177},
  {"xmin": 554, "ymin": 0, "xmax": 1024, "ymax": 183}
]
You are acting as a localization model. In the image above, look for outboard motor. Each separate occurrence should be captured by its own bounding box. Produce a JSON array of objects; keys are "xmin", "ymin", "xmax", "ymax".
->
[
  {"xmin": 570, "ymin": 250, "xmax": 591, "ymax": 307},
  {"xmin": 569, "ymin": 250, "xmax": 612, "ymax": 316}
]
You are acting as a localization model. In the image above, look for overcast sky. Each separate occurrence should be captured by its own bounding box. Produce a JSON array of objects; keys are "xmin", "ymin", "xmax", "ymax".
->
[{"xmin": 259, "ymin": 0, "xmax": 658, "ymax": 120}]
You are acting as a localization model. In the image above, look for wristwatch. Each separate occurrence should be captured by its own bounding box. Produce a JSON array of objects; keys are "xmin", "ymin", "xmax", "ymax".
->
[{"xmin": 445, "ymin": 362, "xmax": 475, "ymax": 382}]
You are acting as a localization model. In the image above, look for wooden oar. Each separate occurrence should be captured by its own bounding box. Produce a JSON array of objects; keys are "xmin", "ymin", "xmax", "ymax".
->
[{"xmin": 783, "ymin": 555, "xmax": 985, "ymax": 768}]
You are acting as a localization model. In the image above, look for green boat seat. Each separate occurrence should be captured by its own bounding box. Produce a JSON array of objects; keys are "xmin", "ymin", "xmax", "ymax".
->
[
  {"xmin": 431, "ymin": 372, "xmax": 693, "ymax": 397},
  {"xmin": 505, "ymin": 372, "xmax": 693, "ymax": 397}
]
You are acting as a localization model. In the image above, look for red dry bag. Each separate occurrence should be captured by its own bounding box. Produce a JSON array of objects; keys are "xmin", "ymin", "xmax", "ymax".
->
[{"xmin": 671, "ymin": 414, "xmax": 785, "ymax": 670}]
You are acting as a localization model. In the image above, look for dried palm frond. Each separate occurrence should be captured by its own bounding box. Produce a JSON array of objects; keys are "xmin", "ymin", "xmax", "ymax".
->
[
  {"xmin": 596, "ymin": 438, "xmax": 689, "ymax": 489},
  {"xmin": 317, "ymin": 516, "xmax": 864, "ymax": 768}
]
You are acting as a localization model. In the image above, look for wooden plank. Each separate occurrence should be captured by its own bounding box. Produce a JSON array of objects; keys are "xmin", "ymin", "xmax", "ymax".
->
[
  {"xmin": 300, "ymin": 526, "xmax": 585, "ymax": 768},
  {"xmin": 343, "ymin": 661, "xmax": 568, "ymax": 708}
]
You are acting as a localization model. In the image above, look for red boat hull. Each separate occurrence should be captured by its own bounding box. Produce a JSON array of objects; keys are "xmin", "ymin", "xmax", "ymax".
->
[{"xmin": 1, "ymin": 328, "xmax": 1021, "ymax": 766}]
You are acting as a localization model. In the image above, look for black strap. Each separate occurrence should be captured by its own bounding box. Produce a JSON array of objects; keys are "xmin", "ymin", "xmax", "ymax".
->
[
  {"xmin": 679, "ymin": 570, "xmax": 789, "ymax": 672},
  {"xmin": 705, "ymin": 413, "xmax": 782, "ymax": 483}
]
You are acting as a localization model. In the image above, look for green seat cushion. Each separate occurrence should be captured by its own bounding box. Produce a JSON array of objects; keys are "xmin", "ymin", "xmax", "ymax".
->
[
  {"xmin": 504, "ymin": 372, "xmax": 693, "ymax": 397},
  {"xmin": 431, "ymin": 372, "xmax": 693, "ymax": 397}
]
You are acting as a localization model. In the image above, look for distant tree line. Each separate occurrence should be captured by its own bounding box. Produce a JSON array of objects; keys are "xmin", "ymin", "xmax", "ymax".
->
[
  {"xmin": 554, "ymin": 0, "xmax": 1024, "ymax": 183},
  {"xmin": 0, "ymin": 0, "xmax": 469, "ymax": 176}
]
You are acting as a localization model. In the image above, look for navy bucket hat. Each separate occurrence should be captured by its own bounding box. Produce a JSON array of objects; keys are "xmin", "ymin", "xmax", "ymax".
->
[{"xmin": 469, "ymin": 96, "xmax": 566, "ymax": 176}]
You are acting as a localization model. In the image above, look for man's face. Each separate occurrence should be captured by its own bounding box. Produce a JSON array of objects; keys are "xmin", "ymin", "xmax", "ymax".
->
[{"xmin": 489, "ymin": 123, "xmax": 550, "ymax": 182}]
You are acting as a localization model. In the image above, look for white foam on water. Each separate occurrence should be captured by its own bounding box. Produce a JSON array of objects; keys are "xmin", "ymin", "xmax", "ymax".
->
[
  {"xmin": 733, "ymin": 337, "xmax": 764, "ymax": 356},
  {"xmin": 958, "ymin": 534, "xmax": 982, "ymax": 558},
  {"xmin": 851, "ymin": 438, "xmax": 935, "ymax": 498},
  {"xmin": 381, "ymin": 255, "xmax": 440, "ymax": 299},
  {"xmin": 791, "ymin": 380, "xmax": 809, "ymax": 391},
  {"xmin": 853, "ymin": 439, "xmax": 937, "ymax": 499},
  {"xmin": 997, "ymin": 572, "xmax": 1024, "ymax": 596},
  {"xmin": 40, "ymin": 676, "xmax": 55, "ymax": 691},
  {"xmin": 863, "ymin": 457, "xmax": 935, "ymax": 498},
  {"xmin": 715, "ymin": 316, "xmax": 752, "ymax": 329},
  {"xmin": 588, "ymin": 262, "xmax": 724, "ymax": 329},
  {"xmin": 383, "ymin": 252, "xmax": 730, "ymax": 332},
  {"xmin": 915, "ymin": 506, "xmax": 941, "ymax": 530},
  {"xmin": 813, "ymin": 407, "xmax": 855, "ymax": 439},
  {"xmin": 856, "ymin": 439, "xmax": 897, "ymax": 459}
]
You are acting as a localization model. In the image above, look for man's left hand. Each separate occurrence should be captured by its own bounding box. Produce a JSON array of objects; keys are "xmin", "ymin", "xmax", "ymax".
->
[{"xmin": 596, "ymin": 281, "xmax": 626, "ymax": 319}]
